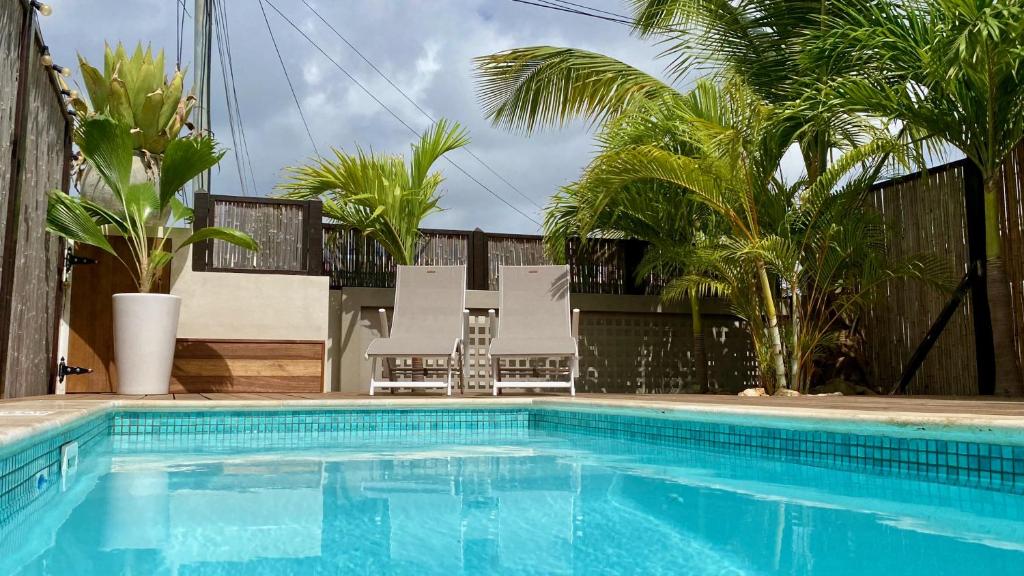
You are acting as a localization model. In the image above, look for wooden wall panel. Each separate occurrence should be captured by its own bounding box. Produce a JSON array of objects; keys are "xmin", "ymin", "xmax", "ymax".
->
[
  {"xmin": 67, "ymin": 238, "xmax": 170, "ymax": 393},
  {"xmin": 171, "ymin": 339, "xmax": 324, "ymax": 393}
]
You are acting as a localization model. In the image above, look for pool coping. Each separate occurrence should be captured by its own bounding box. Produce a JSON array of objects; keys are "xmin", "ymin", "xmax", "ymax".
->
[{"xmin": 2, "ymin": 396, "xmax": 1024, "ymax": 453}]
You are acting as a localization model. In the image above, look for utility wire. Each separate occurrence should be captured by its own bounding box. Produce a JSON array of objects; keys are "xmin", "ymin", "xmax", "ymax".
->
[
  {"xmin": 175, "ymin": 0, "xmax": 185, "ymax": 67},
  {"xmin": 214, "ymin": 0, "xmax": 259, "ymax": 193},
  {"xmin": 509, "ymin": 0, "xmax": 633, "ymax": 26},
  {"xmin": 298, "ymin": 0, "xmax": 545, "ymax": 211},
  {"xmin": 263, "ymin": 0, "xmax": 541, "ymax": 227},
  {"xmin": 257, "ymin": 0, "xmax": 321, "ymax": 158},
  {"xmin": 212, "ymin": 0, "xmax": 257, "ymax": 194},
  {"xmin": 544, "ymin": 0, "xmax": 632, "ymax": 21}
]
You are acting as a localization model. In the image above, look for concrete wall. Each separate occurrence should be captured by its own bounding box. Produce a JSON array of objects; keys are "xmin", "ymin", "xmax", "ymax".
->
[
  {"xmin": 331, "ymin": 288, "xmax": 756, "ymax": 395},
  {"xmin": 169, "ymin": 230, "xmax": 331, "ymax": 390},
  {"xmin": 165, "ymin": 230, "xmax": 754, "ymax": 395}
]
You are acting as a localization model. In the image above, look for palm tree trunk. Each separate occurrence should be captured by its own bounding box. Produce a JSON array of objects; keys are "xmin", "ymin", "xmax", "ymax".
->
[
  {"xmin": 791, "ymin": 284, "xmax": 801, "ymax": 392},
  {"xmin": 984, "ymin": 177, "xmax": 1024, "ymax": 395},
  {"xmin": 757, "ymin": 262, "xmax": 788, "ymax": 392},
  {"xmin": 690, "ymin": 296, "xmax": 709, "ymax": 393}
]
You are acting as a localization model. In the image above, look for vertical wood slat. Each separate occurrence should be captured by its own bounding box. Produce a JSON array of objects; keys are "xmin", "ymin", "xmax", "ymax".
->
[{"xmin": 998, "ymin": 144, "xmax": 1024, "ymax": 387}]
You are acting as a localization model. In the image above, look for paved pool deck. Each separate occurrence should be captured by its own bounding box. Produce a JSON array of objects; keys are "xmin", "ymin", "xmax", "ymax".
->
[{"xmin": 2, "ymin": 392, "xmax": 1023, "ymax": 450}]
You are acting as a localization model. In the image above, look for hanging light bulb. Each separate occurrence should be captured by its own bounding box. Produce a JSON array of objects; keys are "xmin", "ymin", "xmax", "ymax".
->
[{"xmin": 30, "ymin": 1, "xmax": 52, "ymax": 16}]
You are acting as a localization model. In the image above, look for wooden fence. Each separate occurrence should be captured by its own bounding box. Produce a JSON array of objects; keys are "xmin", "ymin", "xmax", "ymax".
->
[
  {"xmin": 192, "ymin": 193, "xmax": 323, "ymax": 276},
  {"xmin": 863, "ymin": 154, "xmax": 1024, "ymax": 395},
  {"xmin": 320, "ymin": 227, "xmax": 652, "ymax": 294},
  {"xmin": 0, "ymin": 1, "xmax": 73, "ymax": 399}
]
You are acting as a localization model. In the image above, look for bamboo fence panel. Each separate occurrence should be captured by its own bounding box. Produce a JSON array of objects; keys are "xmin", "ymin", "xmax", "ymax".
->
[
  {"xmin": 566, "ymin": 238, "xmax": 628, "ymax": 294},
  {"xmin": 997, "ymin": 144, "xmax": 1024, "ymax": 383},
  {"xmin": 863, "ymin": 164, "xmax": 977, "ymax": 395},
  {"xmin": 323, "ymin": 227, "xmax": 469, "ymax": 288},
  {"xmin": 486, "ymin": 235, "xmax": 551, "ymax": 289},
  {"xmin": 212, "ymin": 200, "xmax": 305, "ymax": 271}
]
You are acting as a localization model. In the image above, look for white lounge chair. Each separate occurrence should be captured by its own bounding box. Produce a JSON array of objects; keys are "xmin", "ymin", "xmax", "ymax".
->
[
  {"xmin": 489, "ymin": 265, "xmax": 579, "ymax": 396},
  {"xmin": 366, "ymin": 265, "xmax": 467, "ymax": 396}
]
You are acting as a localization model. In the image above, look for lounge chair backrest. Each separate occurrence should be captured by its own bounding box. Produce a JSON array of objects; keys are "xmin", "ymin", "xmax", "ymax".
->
[
  {"xmin": 391, "ymin": 265, "xmax": 466, "ymax": 340},
  {"xmin": 497, "ymin": 265, "xmax": 572, "ymax": 339}
]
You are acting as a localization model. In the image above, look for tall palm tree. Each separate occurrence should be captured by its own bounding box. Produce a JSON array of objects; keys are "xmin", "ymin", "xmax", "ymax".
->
[
  {"xmin": 814, "ymin": 0, "xmax": 1024, "ymax": 395},
  {"xmin": 279, "ymin": 120, "xmax": 469, "ymax": 265}
]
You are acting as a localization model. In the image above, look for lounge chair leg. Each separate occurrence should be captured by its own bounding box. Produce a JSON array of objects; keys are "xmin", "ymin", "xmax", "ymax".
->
[{"xmin": 369, "ymin": 357, "xmax": 377, "ymax": 396}]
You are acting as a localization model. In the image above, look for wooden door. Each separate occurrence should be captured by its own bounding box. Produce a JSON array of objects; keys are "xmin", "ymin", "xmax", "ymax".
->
[{"xmin": 66, "ymin": 237, "xmax": 170, "ymax": 393}]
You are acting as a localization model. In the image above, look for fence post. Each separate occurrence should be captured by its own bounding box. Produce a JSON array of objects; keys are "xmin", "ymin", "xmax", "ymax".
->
[
  {"xmin": 964, "ymin": 160, "xmax": 996, "ymax": 394},
  {"xmin": 468, "ymin": 228, "xmax": 488, "ymax": 290},
  {"xmin": 191, "ymin": 192, "xmax": 211, "ymax": 272},
  {"xmin": 622, "ymin": 239, "xmax": 647, "ymax": 295},
  {"xmin": 306, "ymin": 200, "xmax": 323, "ymax": 276}
]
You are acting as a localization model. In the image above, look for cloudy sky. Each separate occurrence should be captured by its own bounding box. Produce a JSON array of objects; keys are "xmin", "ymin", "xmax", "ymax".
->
[{"xmin": 42, "ymin": 0, "xmax": 674, "ymax": 233}]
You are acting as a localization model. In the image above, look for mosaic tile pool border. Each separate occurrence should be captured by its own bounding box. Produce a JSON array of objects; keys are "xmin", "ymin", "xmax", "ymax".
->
[
  {"xmin": 531, "ymin": 408, "xmax": 1024, "ymax": 495},
  {"xmin": 111, "ymin": 409, "xmax": 531, "ymax": 437},
  {"xmin": 2, "ymin": 404, "xmax": 1022, "ymax": 512},
  {"xmin": 0, "ymin": 414, "xmax": 108, "ymax": 526}
]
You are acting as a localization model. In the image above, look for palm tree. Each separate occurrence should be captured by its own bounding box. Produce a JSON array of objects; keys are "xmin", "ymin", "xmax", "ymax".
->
[
  {"xmin": 814, "ymin": 0, "xmax": 1024, "ymax": 395},
  {"xmin": 476, "ymin": 1, "xmax": 877, "ymax": 182},
  {"xmin": 279, "ymin": 120, "xmax": 469, "ymax": 265},
  {"xmin": 573, "ymin": 80, "xmax": 942, "ymax": 392}
]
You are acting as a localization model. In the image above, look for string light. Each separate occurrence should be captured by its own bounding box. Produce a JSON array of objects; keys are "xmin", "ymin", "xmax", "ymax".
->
[
  {"xmin": 41, "ymin": 49, "xmax": 70, "ymax": 77},
  {"xmin": 60, "ymin": 88, "xmax": 79, "ymax": 99},
  {"xmin": 30, "ymin": 1, "xmax": 52, "ymax": 16}
]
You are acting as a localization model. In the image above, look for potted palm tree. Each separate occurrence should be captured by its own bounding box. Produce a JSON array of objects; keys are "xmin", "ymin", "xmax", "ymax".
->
[{"xmin": 47, "ymin": 116, "xmax": 258, "ymax": 394}]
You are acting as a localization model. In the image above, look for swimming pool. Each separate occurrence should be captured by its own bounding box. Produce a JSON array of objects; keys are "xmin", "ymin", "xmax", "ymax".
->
[{"xmin": 1, "ymin": 405, "xmax": 1022, "ymax": 575}]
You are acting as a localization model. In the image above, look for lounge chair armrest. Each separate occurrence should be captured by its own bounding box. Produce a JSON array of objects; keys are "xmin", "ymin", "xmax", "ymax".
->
[
  {"xmin": 487, "ymin": 309, "xmax": 497, "ymax": 339},
  {"xmin": 571, "ymin": 308, "xmax": 580, "ymax": 340},
  {"xmin": 378, "ymin": 308, "xmax": 390, "ymax": 338}
]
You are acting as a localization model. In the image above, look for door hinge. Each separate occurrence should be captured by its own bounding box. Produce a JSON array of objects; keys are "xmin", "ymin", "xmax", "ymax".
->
[{"xmin": 57, "ymin": 357, "xmax": 92, "ymax": 383}]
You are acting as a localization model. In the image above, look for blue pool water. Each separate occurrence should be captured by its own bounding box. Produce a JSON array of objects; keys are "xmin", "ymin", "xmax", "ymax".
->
[{"xmin": 1, "ymin": 411, "xmax": 1023, "ymax": 576}]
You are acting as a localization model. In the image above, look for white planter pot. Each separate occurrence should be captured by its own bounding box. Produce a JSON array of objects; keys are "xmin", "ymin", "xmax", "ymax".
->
[{"xmin": 113, "ymin": 293, "xmax": 181, "ymax": 395}]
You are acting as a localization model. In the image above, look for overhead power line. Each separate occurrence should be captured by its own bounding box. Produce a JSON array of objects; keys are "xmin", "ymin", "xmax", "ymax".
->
[
  {"xmin": 262, "ymin": 0, "xmax": 541, "ymax": 227},
  {"xmin": 257, "ymin": 0, "xmax": 321, "ymax": 158},
  {"xmin": 213, "ymin": 0, "xmax": 257, "ymax": 194},
  {"xmin": 544, "ymin": 0, "xmax": 632, "ymax": 21},
  {"xmin": 508, "ymin": 0, "xmax": 633, "ymax": 26},
  {"xmin": 508, "ymin": 0, "xmax": 685, "ymax": 35},
  {"xmin": 298, "ymin": 0, "xmax": 545, "ymax": 212}
]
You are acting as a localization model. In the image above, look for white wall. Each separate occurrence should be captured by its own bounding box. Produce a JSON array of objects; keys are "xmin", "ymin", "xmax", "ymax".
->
[{"xmin": 169, "ymin": 230, "xmax": 331, "ymax": 390}]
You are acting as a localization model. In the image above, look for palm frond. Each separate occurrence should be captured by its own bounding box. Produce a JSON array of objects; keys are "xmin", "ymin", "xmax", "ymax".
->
[{"xmin": 473, "ymin": 46, "xmax": 676, "ymax": 133}]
